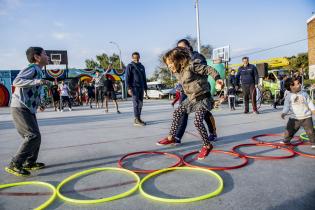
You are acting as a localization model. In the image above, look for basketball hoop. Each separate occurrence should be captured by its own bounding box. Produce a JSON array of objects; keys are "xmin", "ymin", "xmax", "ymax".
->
[
  {"xmin": 212, "ymin": 46, "xmax": 230, "ymax": 63},
  {"xmin": 52, "ymin": 60, "xmax": 61, "ymax": 65},
  {"xmin": 50, "ymin": 54, "xmax": 61, "ymax": 66}
]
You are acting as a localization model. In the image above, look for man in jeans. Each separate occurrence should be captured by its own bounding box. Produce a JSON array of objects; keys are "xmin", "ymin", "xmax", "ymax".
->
[
  {"xmin": 236, "ymin": 57, "xmax": 259, "ymax": 114},
  {"xmin": 126, "ymin": 52, "xmax": 148, "ymax": 126},
  {"xmin": 5, "ymin": 47, "xmax": 49, "ymax": 177}
]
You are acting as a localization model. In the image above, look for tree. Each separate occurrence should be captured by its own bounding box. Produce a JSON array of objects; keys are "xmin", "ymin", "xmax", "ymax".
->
[
  {"xmin": 285, "ymin": 53, "xmax": 309, "ymax": 77},
  {"xmin": 182, "ymin": 35, "xmax": 213, "ymax": 59},
  {"xmin": 85, "ymin": 53, "xmax": 125, "ymax": 70}
]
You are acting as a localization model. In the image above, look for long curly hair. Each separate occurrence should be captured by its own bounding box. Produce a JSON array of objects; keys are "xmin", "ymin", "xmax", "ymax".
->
[{"xmin": 163, "ymin": 47, "xmax": 191, "ymax": 73}]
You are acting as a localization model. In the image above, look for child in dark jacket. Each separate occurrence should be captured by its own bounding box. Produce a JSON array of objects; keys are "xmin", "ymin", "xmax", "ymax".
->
[
  {"xmin": 157, "ymin": 47, "xmax": 223, "ymax": 160},
  {"xmin": 228, "ymin": 85, "xmax": 237, "ymax": 111}
]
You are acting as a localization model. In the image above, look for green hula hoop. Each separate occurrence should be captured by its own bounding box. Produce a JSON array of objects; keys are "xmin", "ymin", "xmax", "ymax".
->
[
  {"xmin": 57, "ymin": 167, "xmax": 140, "ymax": 204},
  {"xmin": 300, "ymin": 126, "xmax": 315, "ymax": 141},
  {"xmin": 139, "ymin": 167, "xmax": 223, "ymax": 203},
  {"xmin": 0, "ymin": 181, "xmax": 57, "ymax": 210}
]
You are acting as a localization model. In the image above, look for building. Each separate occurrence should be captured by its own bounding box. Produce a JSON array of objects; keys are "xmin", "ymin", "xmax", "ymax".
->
[{"xmin": 307, "ymin": 14, "xmax": 315, "ymax": 79}]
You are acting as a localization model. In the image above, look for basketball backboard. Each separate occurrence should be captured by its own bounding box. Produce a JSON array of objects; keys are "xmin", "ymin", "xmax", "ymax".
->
[
  {"xmin": 212, "ymin": 45, "xmax": 230, "ymax": 63},
  {"xmin": 45, "ymin": 50, "xmax": 68, "ymax": 66}
]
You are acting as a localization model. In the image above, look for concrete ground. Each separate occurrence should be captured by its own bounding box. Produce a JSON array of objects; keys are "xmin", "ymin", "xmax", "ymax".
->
[{"xmin": 0, "ymin": 99, "xmax": 314, "ymax": 210}]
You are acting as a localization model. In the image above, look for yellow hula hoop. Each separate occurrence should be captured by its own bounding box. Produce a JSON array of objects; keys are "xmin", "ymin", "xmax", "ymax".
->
[
  {"xmin": 56, "ymin": 167, "xmax": 140, "ymax": 204},
  {"xmin": 299, "ymin": 126, "xmax": 315, "ymax": 141},
  {"xmin": 0, "ymin": 181, "xmax": 57, "ymax": 210},
  {"xmin": 139, "ymin": 167, "xmax": 223, "ymax": 203}
]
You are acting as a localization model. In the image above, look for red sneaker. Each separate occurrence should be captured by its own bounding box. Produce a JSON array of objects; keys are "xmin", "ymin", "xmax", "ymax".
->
[
  {"xmin": 197, "ymin": 145, "xmax": 213, "ymax": 160},
  {"xmin": 156, "ymin": 137, "xmax": 175, "ymax": 146}
]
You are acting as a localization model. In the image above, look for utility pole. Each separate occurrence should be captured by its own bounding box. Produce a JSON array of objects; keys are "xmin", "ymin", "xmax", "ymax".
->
[{"xmin": 195, "ymin": 0, "xmax": 201, "ymax": 53}]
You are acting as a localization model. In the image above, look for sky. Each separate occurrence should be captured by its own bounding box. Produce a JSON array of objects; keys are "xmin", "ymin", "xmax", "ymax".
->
[{"xmin": 0, "ymin": 0, "xmax": 314, "ymax": 76}]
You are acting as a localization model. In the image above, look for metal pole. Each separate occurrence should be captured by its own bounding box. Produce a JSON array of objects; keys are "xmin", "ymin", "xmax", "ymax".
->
[
  {"xmin": 109, "ymin": 41, "xmax": 126, "ymax": 99},
  {"xmin": 195, "ymin": 0, "xmax": 201, "ymax": 53},
  {"xmin": 109, "ymin": 41, "xmax": 122, "ymax": 69}
]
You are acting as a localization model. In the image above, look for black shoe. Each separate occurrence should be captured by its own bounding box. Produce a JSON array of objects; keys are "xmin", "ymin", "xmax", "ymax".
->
[
  {"xmin": 5, "ymin": 162, "xmax": 31, "ymax": 177},
  {"xmin": 134, "ymin": 118, "xmax": 145, "ymax": 126},
  {"xmin": 244, "ymin": 111, "xmax": 249, "ymax": 114},
  {"xmin": 139, "ymin": 119, "xmax": 146, "ymax": 125},
  {"xmin": 23, "ymin": 162, "xmax": 46, "ymax": 170},
  {"xmin": 253, "ymin": 111, "xmax": 260, "ymax": 114},
  {"xmin": 117, "ymin": 110, "xmax": 121, "ymax": 114}
]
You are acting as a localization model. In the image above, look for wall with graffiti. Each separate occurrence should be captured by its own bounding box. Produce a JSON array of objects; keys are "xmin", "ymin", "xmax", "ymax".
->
[{"xmin": 0, "ymin": 68, "xmax": 125, "ymax": 107}]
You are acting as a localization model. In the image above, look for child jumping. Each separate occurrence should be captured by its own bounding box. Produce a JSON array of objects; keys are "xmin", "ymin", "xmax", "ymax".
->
[
  {"xmin": 6, "ymin": 47, "xmax": 49, "ymax": 176},
  {"xmin": 281, "ymin": 77, "xmax": 315, "ymax": 148},
  {"xmin": 157, "ymin": 47, "xmax": 222, "ymax": 159}
]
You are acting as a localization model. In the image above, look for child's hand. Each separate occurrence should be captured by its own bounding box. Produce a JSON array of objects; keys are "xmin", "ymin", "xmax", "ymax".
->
[
  {"xmin": 281, "ymin": 113, "xmax": 286, "ymax": 119},
  {"xmin": 128, "ymin": 89, "xmax": 132, "ymax": 96},
  {"xmin": 215, "ymin": 79, "xmax": 223, "ymax": 90}
]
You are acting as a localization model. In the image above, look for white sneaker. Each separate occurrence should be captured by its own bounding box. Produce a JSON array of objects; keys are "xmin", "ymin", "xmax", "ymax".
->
[
  {"xmin": 69, "ymin": 108, "xmax": 72, "ymax": 111},
  {"xmin": 61, "ymin": 109, "xmax": 64, "ymax": 112},
  {"xmin": 279, "ymin": 140, "xmax": 290, "ymax": 145},
  {"xmin": 311, "ymin": 144, "xmax": 315, "ymax": 149}
]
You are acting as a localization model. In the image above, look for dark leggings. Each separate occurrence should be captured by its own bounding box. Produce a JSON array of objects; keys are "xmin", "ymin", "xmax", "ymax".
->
[{"xmin": 169, "ymin": 105, "xmax": 211, "ymax": 146}]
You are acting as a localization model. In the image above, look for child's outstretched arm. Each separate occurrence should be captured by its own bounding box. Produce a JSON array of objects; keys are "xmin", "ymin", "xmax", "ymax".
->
[
  {"xmin": 13, "ymin": 67, "xmax": 44, "ymax": 88},
  {"xmin": 192, "ymin": 63, "xmax": 220, "ymax": 80},
  {"xmin": 281, "ymin": 95, "xmax": 290, "ymax": 119}
]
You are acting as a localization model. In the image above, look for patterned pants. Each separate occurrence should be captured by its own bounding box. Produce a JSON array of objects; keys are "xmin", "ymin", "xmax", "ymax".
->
[{"xmin": 169, "ymin": 105, "xmax": 211, "ymax": 146}]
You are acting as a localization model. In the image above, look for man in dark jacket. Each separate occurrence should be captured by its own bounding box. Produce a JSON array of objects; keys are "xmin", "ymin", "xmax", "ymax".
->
[
  {"xmin": 236, "ymin": 57, "xmax": 259, "ymax": 114},
  {"xmin": 126, "ymin": 52, "xmax": 148, "ymax": 126}
]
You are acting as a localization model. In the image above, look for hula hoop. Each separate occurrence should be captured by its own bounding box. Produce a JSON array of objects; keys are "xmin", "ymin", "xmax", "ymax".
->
[
  {"xmin": 232, "ymin": 143, "xmax": 296, "ymax": 160},
  {"xmin": 57, "ymin": 167, "xmax": 140, "ymax": 204},
  {"xmin": 300, "ymin": 132, "xmax": 309, "ymax": 141},
  {"xmin": 182, "ymin": 150, "xmax": 248, "ymax": 170},
  {"xmin": 118, "ymin": 151, "xmax": 182, "ymax": 173},
  {"xmin": 139, "ymin": 167, "xmax": 223, "ymax": 203},
  {"xmin": 0, "ymin": 181, "xmax": 57, "ymax": 210},
  {"xmin": 251, "ymin": 134, "xmax": 303, "ymax": 146},
  {"xmin": 299, "ymin": 126, "xmax": 315, "ymax": 141},
  {"xmin": 293, "ymin": 142, "xmax": 315, "ymax": 158}
]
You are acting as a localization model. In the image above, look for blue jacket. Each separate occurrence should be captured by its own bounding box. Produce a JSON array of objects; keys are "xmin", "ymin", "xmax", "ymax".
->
[
  {"xmin": 191, "ymin": 51, "xmax": 207, "ymax": 65},
  {"xmin": 229, "ymin": 75, "xmax": 236, "ymax": 87},
  {"xmin": 126, "ymin": 62, "xmax": 148, "ymax": 90},
  {"xmin": 236, "ymin": 64, "xmax": 258, "ymax": 85}
]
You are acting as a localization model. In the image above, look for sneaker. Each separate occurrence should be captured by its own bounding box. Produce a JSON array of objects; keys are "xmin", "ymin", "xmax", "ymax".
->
[
  {"xmin": 69, "ymin": 108, "xmax": 72, "ymax": 111},
  {"xmin": 156, "ymin": 137, "xmax": 175, "ymax": 146},
  {"xmin": 279, "ymin": 140, "xmax": 291, "ymax": 145},
  {"xmin": 5, "ymin": 162, "xmax": 30, "ymax": 177},
  {"xmin": 90, "ymin": 105, "xmax": 92, "ymax": 109},
  {"xmin": 244, "ymin": 111, "xmax": 249, "ymax": 114},
  {"xmin": 134, "ymin": 118, "xmax": 145, "ymax": 126},
  {"xmin": 197, "ymin": 145, "xmax": 213, "ymax": 160},
  {"xmin": 174, "ymin": 137, "xmax": 182, "ymax": 145},
  {"xmin": 61, "ymin": 109, "xmax": 64, "ymax": 112},
  {"xmin": 253, "ymin": 111, "xmax": 260, "ymax": 114},
  {"xmin": 311, "ymin": 144, "xmax": 315, "ymax": 149},
  {"xmin": 117, "ymin": 110, "xmax": 121, "ymax": 114},
  {"xmin": 23, "ymin": 162, "xmax": 46, "ymax": 171},
  {"xmin": 139, "ymin": 118, "xmax": 146, "ymax": 125}
]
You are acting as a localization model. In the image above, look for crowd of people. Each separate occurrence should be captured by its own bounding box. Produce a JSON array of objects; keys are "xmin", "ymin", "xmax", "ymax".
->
[{"xmin": 4, "ymin": 43, "xmax": 315, "ymax": 177}]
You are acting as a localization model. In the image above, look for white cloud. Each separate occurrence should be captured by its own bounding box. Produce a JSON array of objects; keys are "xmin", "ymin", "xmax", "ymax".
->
[
  {"xmin": 52, "ymin": 32, "xmax": 69, "ymax": 40},
  {"xmin": 53, "ymin": 21, "xmax": 65, "ymax": 28},
  {"xmin": 0, "ymin": 0, "xmax": 22, "ymax": 16}
]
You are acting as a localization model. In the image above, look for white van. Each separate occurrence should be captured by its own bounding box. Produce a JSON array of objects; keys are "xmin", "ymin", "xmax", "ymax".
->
[{"xmin": 146, "ymin": 81, "xmax": 174, "ymax": 99}]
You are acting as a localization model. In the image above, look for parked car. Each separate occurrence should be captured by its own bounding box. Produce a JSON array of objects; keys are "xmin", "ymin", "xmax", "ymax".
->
[{"xmin": 146, "ymin": 81, "xmax": 174, "ymax": 99}]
